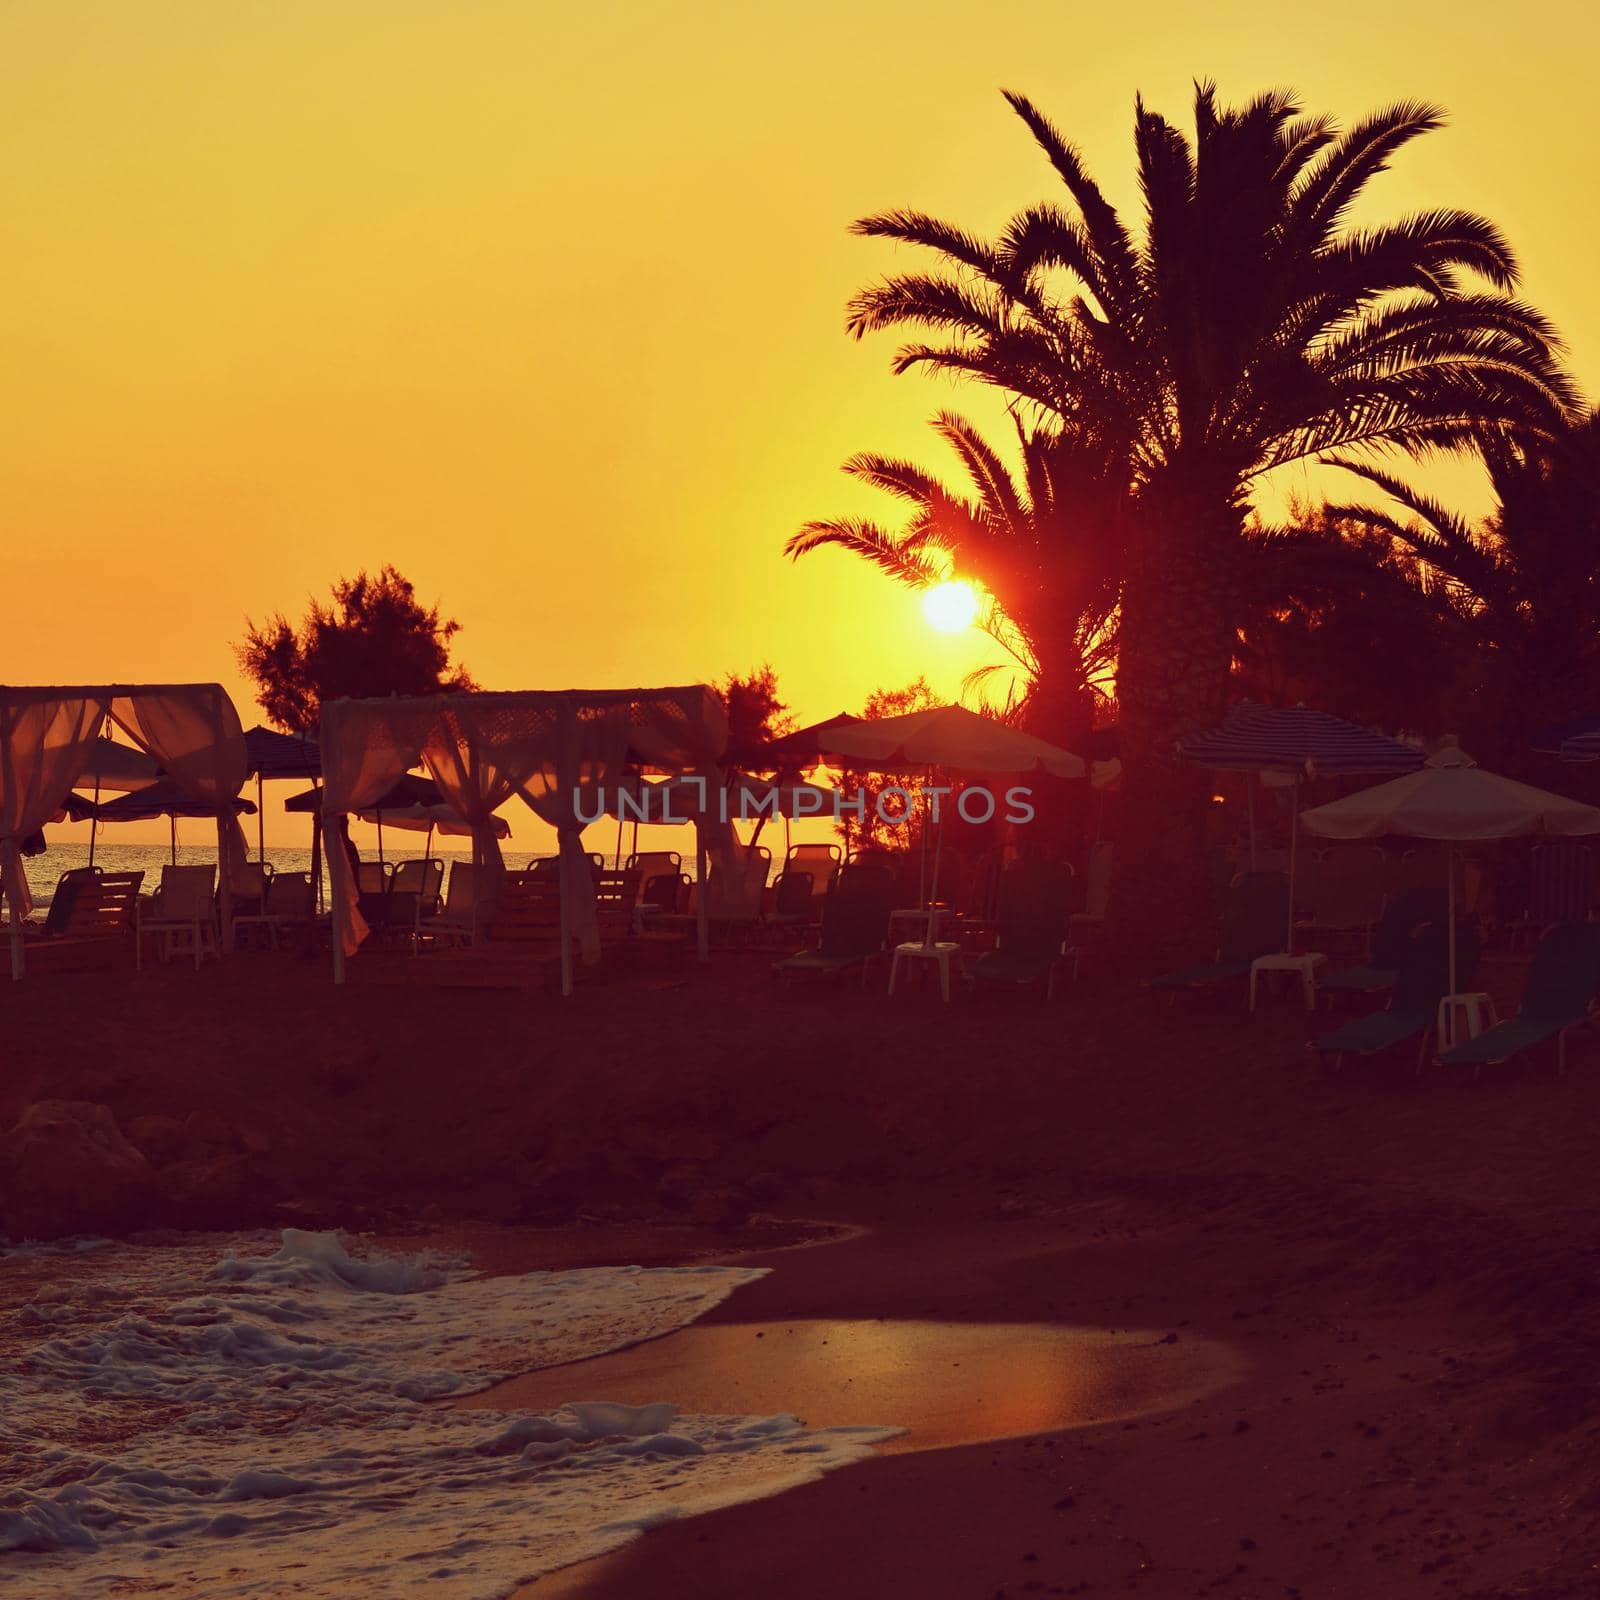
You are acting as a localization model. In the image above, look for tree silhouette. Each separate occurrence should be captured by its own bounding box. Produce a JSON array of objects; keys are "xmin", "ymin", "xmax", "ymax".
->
[
  {"xmin": 1327, "ymin": 410, "xmax": 1600, "ymax": 766},
  {"xmin": 237, "ymin": 566, "xmax": 475, "ymax": 735},
  {"xmin": 788, "ymin": 411, "xmax": 1122, "ymax": 750},
  {"xmin": 845, "ymin": 83, "xmax": 1574, "ymax": 945}
]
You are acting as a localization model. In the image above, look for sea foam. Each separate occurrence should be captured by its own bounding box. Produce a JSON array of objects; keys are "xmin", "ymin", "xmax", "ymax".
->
[{"xmin": 0, "ymin": 1230, "xmax": 894, "ymax": 1597}]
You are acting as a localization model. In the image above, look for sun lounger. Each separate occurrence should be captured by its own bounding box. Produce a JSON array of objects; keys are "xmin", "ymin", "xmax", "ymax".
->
[
  {"xmin": 27, "ymin": 869, "xmax": 143, "ymax": 968},
  {"xmin": 387, "ymin": 857, "xmax": 445, "ymax": 940},
  {"xmin": 138, "ymin": 864, "xmax": 220, "ymax": 970},
  {"xmin": 38, "ymin": 866, "xmax": 102, "ymax": 935},
  {"xmin": 1438, "ymin": 922, "xmax": 1600, "ymax": 1076},
  {"xmin": 1318, "ymin": 887, "xmax": 1448, "ymax": 1001},
  {"xmin": 626, "ymin": 851, "xmax": 684, "ymax": 911},
  {"xmin": 784, "ymin": 844, "xmax": 841, "ymax": 901},
  {"xmin": 1296, "ymin": 845, "xmax": 1387, "ymax": 955},
  {"xmin": 1314, "ymin": 920, "xmax": 1480, "ymax": 1071},
  {"xmin": 1069, "ymin": 842, "xmax": 1114, "ymax": 934},
  {"xmin": 774, "ymin": 879, "xmax": 894, "ymax": 987},
  {"xmin": 228, "ymin": 862, "xmax": 275, "ymax": 948},
  {"xmin": 1149, "ymin": 871, "xmax": 1290, "ymax": 996},
  {"xmin": 970, "ymin": 862, "xmax": 1077, "ymax": 999},
  {"xmin": 408, "ymin": 870, "xmax": 568, "ymax": 988},
  {"xmin": 418, "ymin": 860, "xmax": 482, "ymax": 948}
]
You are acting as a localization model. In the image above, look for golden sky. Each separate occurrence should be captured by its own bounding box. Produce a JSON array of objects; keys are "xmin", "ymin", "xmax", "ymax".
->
[{"xmin": 4, "ymin": 0, "xmax": 1595, "ymax": 846}]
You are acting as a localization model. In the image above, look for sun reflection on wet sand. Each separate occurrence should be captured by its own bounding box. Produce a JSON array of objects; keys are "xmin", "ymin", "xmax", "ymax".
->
[{"xmin": 456, "ymin": 1316, "xmax": 1242, "ymax": 1457}]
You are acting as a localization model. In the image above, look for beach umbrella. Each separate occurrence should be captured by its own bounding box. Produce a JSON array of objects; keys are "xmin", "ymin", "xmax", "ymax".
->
[
  {"xmin": 1176, "ymin": 703, "xmax": 1424, "ymax": 953},
  {"xmin": 75, "ymin": 735, "xmax": 164, "ymax": 866},
  {"xmin": 77, "ymin": 737, "xmax": 162, "ymax": 792},
  {"xmin": 1558, "ymin": 725, "xmax": 1600, "ymax": 762},
  {"xmin": 758, "ymin": 712, "xmax": 862, "ymax": 774},
  {"xmin": 1299, "ymin": 738, "xmax": 1600, "ymax": 1031},
  {"xmin": 91, "ymin": 780, "xmax": 258, "ymax": 865},
  {"xmin": 284, "ymin": 774, "xmax": 493, "ymax": 863},
  {"xmin": 242, "ymin": 726, "xmax": 321, "ymax": 863},
  {"xmin": 817, "ymin": 703, "xmax": 1085, "ymax": 778},
  {"xmin": 820, "ymin": 705, "xmax": 1085, "ymax": 938}
]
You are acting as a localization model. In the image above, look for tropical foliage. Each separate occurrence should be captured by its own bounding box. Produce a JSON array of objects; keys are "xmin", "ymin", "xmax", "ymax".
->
[
  {"xmin": 818, "ymin": 82, "xmax": 1578, "ymax": 943},
  {"xmin": 788, "ymin": 411, "xmax": 1122, "ymax": 746}
]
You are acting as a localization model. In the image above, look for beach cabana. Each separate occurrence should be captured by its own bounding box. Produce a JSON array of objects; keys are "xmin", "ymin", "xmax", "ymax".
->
[
  {"xmin": 0, "ymin": 684, "xmax": 249, "ymax": 979},
  {"xmin": 317, "ymin": 686, "xmax": 729, "ymax": 992},
  {"xmin": 1300, "ymin": 738, "xmax": 1600, "ymax": 1045}
]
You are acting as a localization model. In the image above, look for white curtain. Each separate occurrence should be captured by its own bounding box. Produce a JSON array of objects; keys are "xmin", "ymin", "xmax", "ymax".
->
[
  {"xmin": 110, "ymin": 687, "xmax": 250, "ymax": 948},
  {"xmin": 0, "ymin": 692, "xmax": 108, "ymax": 924},
  {"xmin": 2, "ymin": 684, "xmax": 249, "ymax": 976},
  {"xmin": 319, "ymin": 687, "xmax": 729, "ymax": 966}
]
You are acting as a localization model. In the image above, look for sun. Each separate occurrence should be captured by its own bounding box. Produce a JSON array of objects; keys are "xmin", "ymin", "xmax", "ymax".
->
[{"xmin": 922, "ymin": 580, "xmax": 980, "ymax": 634}]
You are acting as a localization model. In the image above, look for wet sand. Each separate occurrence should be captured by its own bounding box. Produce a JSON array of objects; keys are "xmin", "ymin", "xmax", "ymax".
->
[
  {"xmin": 461, "ymin": 1316, "xmax": 1241, "ymax": 1455},
  {"xmin": 8, "ymin": 954, "xmax": 1600, "ymax": 1595}
]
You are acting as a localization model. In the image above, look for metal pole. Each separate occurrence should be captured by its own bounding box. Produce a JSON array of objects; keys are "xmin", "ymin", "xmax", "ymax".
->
[
  {"xmin": 559, "ymin": 836, "xmax": 574, "ymax": 997},
  {"xmin": 1286, "ymin": 783, "xmax": 1298, "ymax": 955},
  {"xmin": 696, "ymin": 829, "xmax": 709, "ymax": 961},
  {"xmin": 170, "ymin": 814, "xmax": 177, "ymax": 865},
  {"xmin": 257, "ymin": 773, "xmax": 265, "ymax": 863},
  {"xmin": 327, "ymin": 814, "xmax": 347, "ymax": 985},
  {"xmin": 1446, "ymin": 841, "xmax": 1458, "ymax": 1043}
]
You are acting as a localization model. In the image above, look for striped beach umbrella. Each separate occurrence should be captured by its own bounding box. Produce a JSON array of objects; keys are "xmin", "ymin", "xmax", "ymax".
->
[
  {"xmin": 1176, "ymin": 702, "xmax": 1424, "ymax": 776},
  {"xmin": 1177, "ymin": 704, "xmax": 1423, "ymax": 954}
]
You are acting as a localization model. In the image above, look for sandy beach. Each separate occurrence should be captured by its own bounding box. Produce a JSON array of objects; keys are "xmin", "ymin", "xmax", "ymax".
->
[{"xmin": 5, "ymin": 946, "xmax": 1600, "ymax": 1596}]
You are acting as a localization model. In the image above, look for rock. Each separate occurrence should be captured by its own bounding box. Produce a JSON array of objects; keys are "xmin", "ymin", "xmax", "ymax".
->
[
  {"xmin": 182, "ymin": 1109, "xmax": 241, "ymax": 1157},
  {"xmin": 125, "ymin": 1113, "xmax": 188, "ymax": 1166},
  {"xmin": 0, "ymin": 1101, "xmax": 158, "ymax": 1240},
  {"xmin": 687, "ymin": 1188, "xmax": 751, "ymax": 1229},
  {"xmin": 158, "ymin": 1154, "xmax": 283, "ymax": 1231},
  {"xmin": 744, "ymin": 1170, "xmax": 783, "ymax": 1203},
  {"xmin": 655, "ymin": 1163, "xmax": 705, "ymax": 1211}
]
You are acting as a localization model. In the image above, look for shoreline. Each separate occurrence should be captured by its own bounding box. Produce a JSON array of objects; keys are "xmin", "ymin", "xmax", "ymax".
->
[{"xmin": 7, "ymin": 955, "xmax": 1600, "ymax": 1596}]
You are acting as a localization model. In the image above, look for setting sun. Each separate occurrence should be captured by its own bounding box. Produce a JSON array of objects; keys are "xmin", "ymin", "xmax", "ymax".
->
[{"xmin": 922, "ymin": 580, "xmax": 980, "ymax": 634}]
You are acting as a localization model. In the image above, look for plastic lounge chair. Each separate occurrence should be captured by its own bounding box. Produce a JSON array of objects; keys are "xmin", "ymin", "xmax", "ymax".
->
[
  {"xmin": 229, "ymin": 862, "xmax": 276, "ymax": 948},
  {"xmin": 1149, "ymin": 871, "xmax": 1290, "ymax": 995},
  {"xmin": 626, "ymin": 851, "xmax": 683, "ymax": 908},
  {"xmin": 387, "ymin": 857, "xmax": 445, "ymax": 940},
  {"xmin": 1297, "ymin": 845, "xmax": 1388, "ymax": 955},
  {"xmin": 258, "ymin": 870, "xmax": 315, "ymax": 949},
  {"xmin": 970, "ymin": 863, "xmax": 1077, "ymax": 999},
  {"xmin": 138, "ymin": 864, "xmax": 221, "ymax": 970},
  {"xmin": 1438, "ymin": 922, "xmax": 1600, "ymax": 1076},
  {"xmin": 1314, "ymin": 920, "xmax": 1481, "ymax": 1071},
  {"xmin": 774, "ymin": 880, "xmax": 893, "ymax": 987},
  {"xmin": 39, "ymin": 866, "xmax": 103, "ymax": 935},
  {"xmin": 1069, "ymin": 842, "xmax": 1114, "ymax": 933},
  {"xmin": 1318, "ymin": 887, "xmax": 1448, "ymax": 1001},
  {"xmin": 767, "ymin": 869, "xmax": 819, "ymax": 927},
  {"xmin": 29, "ymin": 870, "xmax": 143, "ymax": 966},
  {"xmin": 784, "ymin": 844, "xmax": 841, "ymax": 897},
  {"xmin": 420, "ymin": 860, "xmax": 481, "ymax": 948}
]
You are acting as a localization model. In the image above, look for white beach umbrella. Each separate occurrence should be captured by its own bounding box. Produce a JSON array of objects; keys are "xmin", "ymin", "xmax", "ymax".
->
[{"xmin": 1299, "ymin": 737, "xmax": 1600, "ymax": 1016}]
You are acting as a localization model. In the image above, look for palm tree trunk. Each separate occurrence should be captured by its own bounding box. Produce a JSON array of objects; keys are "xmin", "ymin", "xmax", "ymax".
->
[{"xmin": 1107, "ymin": 494, "xmax": 1241, "ymax": 958}]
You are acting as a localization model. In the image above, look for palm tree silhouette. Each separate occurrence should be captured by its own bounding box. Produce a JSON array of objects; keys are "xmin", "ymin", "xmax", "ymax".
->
[
  {"xmin": 846, "ymin": 83, "xmax": 1575, "ymax": 942},
  {"xmin": 787, "ymin": 411, "xmax": 1123, "ymax": 747},
  {"xmin": 1328, "ymin": 410, "xmax": 1600, "ymax": 759}
]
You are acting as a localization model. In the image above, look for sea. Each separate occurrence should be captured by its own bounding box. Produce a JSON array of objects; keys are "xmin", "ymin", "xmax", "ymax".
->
[{"xmin": 0, "ymin": 1230, "xmax": 894, "ymax": 1596}]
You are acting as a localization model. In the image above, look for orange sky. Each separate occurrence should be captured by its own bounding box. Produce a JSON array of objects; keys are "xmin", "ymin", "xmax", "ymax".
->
[{"xmin": 4, "ymin": 0, "xmax": 1595, "ymax": 846}]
